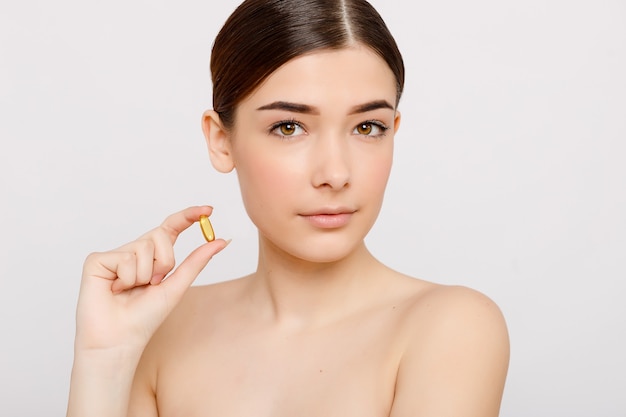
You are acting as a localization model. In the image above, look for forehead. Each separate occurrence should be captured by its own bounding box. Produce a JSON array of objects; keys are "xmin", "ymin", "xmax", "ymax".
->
[{"xmin": 240, "ymin": 46, "xmax": 397, "ymax": 111}]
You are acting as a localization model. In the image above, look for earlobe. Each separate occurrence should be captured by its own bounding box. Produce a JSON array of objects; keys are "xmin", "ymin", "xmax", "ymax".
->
[{"xmin": 201, "ymin": 110, "xmax": 235, "ymax": 173}]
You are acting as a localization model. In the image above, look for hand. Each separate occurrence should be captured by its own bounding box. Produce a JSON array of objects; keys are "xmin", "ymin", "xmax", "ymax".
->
[{"xmin": 73, "ymin": 205, "xmax": 228, "ymax": 354}]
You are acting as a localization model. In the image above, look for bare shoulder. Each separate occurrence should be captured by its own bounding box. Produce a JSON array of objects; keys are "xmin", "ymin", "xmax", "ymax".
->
[
  {"xmin": 389, "ymin": 278, "xmax": 510, "ymax": 417},
  {"xmin": 403, "ymin": 281, "xmax": 508, "ymax": 333},
  {"xmin": 406, "ymin": 282, "xmax": 510, "ymax": 366},
  {"xmin": 388, "ymin": 273, "xmax": 507, "ymax": 333}
]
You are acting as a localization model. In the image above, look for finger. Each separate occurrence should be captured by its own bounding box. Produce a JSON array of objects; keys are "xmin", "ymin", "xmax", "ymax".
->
[
  {"xmin": 83, "ymin": 251, "xmax": 120, "ymax": 281},
  {"xmin": 149, "ymin": 229, "xmax": 176, "ymax": 285},
  {"xmin": 84, "ymin": 251, "xmax": 135, "ymax": 282},
  {"xmin": 134, "ymin": 239, "xmax": 156, "ymax": 286},
  {"xmin": 81, "ymin": 252, "xmax": 131, "ymax": 299},
  {"xmin": 159, "ymin": 239, "xmax": 230, "ymax": 306},
  {"xmin": 158, "ymin": 205, "xmax": 214, "ymax": 245},
  {"xmin": 105, "ymin": 239, "xmax": 155, "ymax": 288},
  {"xmin": 110, "ymin": 251, "xmax": 137, "ymax": 293}
]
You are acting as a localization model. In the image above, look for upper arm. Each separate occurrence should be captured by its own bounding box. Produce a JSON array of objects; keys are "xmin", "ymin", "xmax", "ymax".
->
[{"xmin": 390, "ymin": 286, "xmax": 510, "ymax": 417}]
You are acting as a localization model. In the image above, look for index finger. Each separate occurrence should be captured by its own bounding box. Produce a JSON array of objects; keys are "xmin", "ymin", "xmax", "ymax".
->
[{"xmin": 158, "ymin": 205, "xmax": 214, "ymax": 244}]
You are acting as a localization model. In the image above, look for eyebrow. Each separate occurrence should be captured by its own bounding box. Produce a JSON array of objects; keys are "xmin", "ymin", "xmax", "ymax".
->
[
  {"xmin": 348, "ymin": 100, "xmax": 395, "ymax": 114},
  {"xmin": 256, "ymin": 101, "xmax": 318, "ymax": 114},
  {"xmin": 256, "ymin": 99, "xmax": 395, "ymax": 115}
]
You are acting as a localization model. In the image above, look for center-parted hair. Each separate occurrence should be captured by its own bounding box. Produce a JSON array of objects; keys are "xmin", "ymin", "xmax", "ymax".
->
[{"xmin": 211, "ymin": 0, "xmax": 405, "ymax": 130}]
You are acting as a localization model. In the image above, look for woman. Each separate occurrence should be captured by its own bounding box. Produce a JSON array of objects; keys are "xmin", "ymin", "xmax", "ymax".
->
[{"xmin": 67, "ymin": 0, "xmax": 510, "ymax": 416}]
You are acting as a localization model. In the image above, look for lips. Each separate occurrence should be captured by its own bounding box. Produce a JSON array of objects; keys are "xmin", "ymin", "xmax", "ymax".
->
[{"xmin": 299, "ymin": 207, "xmax": 356, "ymax": 229}]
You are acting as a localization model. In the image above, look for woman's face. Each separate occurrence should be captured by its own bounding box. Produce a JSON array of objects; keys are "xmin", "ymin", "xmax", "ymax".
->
[{"xmin": 228, "ymin": 45, "xmax": 400, "ymax": 263}]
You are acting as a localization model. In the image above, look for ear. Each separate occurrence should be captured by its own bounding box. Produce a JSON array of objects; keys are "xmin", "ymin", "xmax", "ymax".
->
[
  {"xmin": 201, "ymin": 110, "xmax": 234, "ymax": 173},
  {"xmin": 393, "ymin": 110, "xmax": 402, "ymax": 134}
]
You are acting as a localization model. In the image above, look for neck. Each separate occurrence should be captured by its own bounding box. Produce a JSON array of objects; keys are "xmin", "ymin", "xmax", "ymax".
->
[{"xmin": 247, "ymin": 236, "xmax": 389, "ymax": 329}]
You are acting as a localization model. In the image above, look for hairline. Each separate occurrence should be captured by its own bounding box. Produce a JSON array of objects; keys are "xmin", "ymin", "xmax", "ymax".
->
[{"xmin": 219, "ymin": 43, "xmax": 400, "ymax": 132}]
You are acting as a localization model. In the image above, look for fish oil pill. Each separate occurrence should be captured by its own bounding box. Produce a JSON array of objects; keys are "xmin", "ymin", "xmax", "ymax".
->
[{"xmin": 199, "ymin": 215, "xmax": 215, "ymax": 242}]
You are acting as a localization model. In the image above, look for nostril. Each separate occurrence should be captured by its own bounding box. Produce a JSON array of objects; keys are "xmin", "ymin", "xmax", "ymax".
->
[
  {"xmin": 310, "ymin": 139, "xmax": 351, "ymax": 189},
  {"xmin": 316, "ymin": 174, "xmax": 351, "ymax": 190}
]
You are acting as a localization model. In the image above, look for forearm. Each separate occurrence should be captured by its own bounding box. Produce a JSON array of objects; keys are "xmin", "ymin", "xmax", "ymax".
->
[{"xmin": 66, "ymin": 348, "xmax": 143, "ymax": 417}]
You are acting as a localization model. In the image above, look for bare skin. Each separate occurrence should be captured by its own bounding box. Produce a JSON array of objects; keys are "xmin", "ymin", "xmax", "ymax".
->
[
  {"xmin": 130, "ymin": 248, "xmax": 508, "ymax": 417},
  {"xmin": 67, "ymin": 46, "xmax": 509, "ymax": 417}
]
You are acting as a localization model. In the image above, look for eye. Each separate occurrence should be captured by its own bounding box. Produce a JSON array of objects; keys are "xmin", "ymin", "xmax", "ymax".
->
[
  {"xmin": 353, "ymin": 121, "xmax": 389, "ymax": 137},
  {"xmin": 270, "ymin": 120, "xmax": 306, "ymax": 138}
]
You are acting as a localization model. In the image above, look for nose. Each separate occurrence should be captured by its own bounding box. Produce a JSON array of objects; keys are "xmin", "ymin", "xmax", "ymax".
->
[{"xmin": 310, "ymin": 133, "xmax": 351, "ymax": 190}]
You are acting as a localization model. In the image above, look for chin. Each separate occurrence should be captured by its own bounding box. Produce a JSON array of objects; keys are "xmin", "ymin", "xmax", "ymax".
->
[
  {"xmin": 293, "ymin": 251, "xmax": 351, "ymax": 265},
  {"xmin": 275, "ymin": 235, "xmax": 366, "ymax": 265}
]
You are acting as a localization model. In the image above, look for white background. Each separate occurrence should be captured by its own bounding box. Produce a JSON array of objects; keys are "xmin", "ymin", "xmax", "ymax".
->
[{"xmin": 1, "ymin": 0, "xmax": 624, "ymax": 415}]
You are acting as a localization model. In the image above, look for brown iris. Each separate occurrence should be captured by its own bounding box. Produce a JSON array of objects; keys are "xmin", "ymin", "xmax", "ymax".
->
[
  {"xmin": 280, "ymin": 123, "xmax": 297, "ymax": 135},
  {"xmin": 356, "ymin": 123, "xmax": 373, "ymax": 135}
]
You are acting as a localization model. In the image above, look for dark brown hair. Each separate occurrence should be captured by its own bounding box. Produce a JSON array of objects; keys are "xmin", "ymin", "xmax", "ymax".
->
[{"xmin": 210, "ymin": 0, "xmax": 405, "ymax": 130}]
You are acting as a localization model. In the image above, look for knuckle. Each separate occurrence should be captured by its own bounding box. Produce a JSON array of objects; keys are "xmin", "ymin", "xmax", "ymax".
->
[
  {"xmin": 84, "ymin": 251, "xmax": 111, "ymax": 268},
  {"xmin": 84, "ymin": 252, "xmax": 99, "ymax": 264},
  {"xmin": 154, "ymin": 251, "xmax": 176, "ymax": 272},
  {"xmin": 161, "ymin": 255, "xmax": 176, "ymax": 270},
  {"xmin": 119, "ymin": 251, "xmax": 136, "ymax": 263},
  {"xmin": 158, "ymin": 223, "xmax": 176, "ymax": 238},
  {"xmin": 135, "ymin": 238, "xmax": 154, "ymax": 253},
  {"xmin": 152, "ymin": 224, "xmax": 172, "ymax": 240},
  {"xmin": 82, "ymin": 252, "xmax": 103, "ymax": 272}
]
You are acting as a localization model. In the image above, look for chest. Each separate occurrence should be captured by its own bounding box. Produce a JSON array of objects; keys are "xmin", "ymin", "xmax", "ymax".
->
[{"xmin": 155, "ymin": 315, "xmax": 403, "ymax": 417}]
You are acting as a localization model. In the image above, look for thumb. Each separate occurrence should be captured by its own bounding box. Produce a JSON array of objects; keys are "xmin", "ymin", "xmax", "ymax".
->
[{"xmin": 159, "ymin": 239, "xmax": 230, "ymax": 305}]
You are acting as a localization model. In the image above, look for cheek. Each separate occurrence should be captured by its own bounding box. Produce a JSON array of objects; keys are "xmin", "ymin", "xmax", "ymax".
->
[
  {"xmin": 235, "ymin": 151, "xmax": 300, "ymax": 211},
  {"xmin": 359, "ymin": 147, "xmax": 394, "ymax": 194}
]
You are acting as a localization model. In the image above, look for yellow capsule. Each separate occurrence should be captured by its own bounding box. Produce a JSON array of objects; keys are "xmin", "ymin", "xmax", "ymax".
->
[{"xmin": 199, "ymin": 215, "xmax": 215, "ymax": 242}]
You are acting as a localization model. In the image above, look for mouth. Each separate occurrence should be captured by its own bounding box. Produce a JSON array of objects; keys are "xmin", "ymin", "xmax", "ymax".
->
[{"xmin": 299, "ymin": 207, "xmax": 357, "ymax": 229}]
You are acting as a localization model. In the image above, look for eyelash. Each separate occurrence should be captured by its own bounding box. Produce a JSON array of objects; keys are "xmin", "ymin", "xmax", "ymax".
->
[
  {"xmin": 269, "ymin": 119, "xmax": 304, "ymax": 139},
  {"xmin": 355, "ymin": 120, "xmax": 390, "ymax": 137},
  {"xmin": 268, "ymin": 119, "xmax": 390, "ymax": 139}
]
